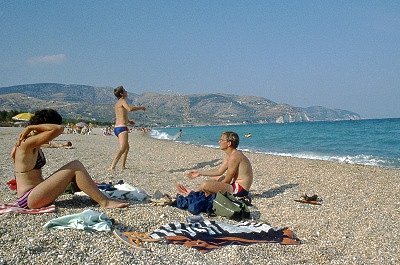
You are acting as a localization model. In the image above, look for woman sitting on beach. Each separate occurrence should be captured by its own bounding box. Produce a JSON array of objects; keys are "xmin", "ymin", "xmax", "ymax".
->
[{"xmin": 11, "ymin": 109, "xmax": 129, "ymax": 209}]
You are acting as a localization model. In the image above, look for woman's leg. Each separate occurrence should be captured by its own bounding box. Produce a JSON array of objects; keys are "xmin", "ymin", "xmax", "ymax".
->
[
  {"xmin": 109, "ymin": 132, "xmax": 129, "ymax": 170},
  {"xmin": 28, "ymin": 160, "xmax": 129, "ymax": 209}
]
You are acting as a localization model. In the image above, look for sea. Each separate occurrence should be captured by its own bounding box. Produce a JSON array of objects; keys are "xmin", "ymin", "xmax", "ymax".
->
[{"xmin": 150, "ymin": 118, "xmax": 400, "ymax": 169}]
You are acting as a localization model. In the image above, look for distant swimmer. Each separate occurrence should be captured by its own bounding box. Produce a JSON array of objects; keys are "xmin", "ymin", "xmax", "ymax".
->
[
  {"xmin": 244, "ymin": 133, "xmax": 252, "ymax": 138},
  {"xmin": 173, "ymin": 129, "xmax": 183, "ymax": 140}
]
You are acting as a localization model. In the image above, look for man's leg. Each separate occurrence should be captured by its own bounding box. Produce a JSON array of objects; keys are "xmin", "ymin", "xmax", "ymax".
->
[
  {"xmin": 120, "ymin": 141, "xmax": 130, "ymax": 169},
  {"xmin": 199, "ymin": 180, "xmax": 234, "ymax": 197},
  {"xmin": 109, "ymin": 132, "xmax": 129, "ymax": 170}
]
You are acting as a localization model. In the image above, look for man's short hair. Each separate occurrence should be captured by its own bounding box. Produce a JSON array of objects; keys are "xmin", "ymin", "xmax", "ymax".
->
[
  {"xmin": 222, "ymin": 131, "xmax": 239, "ymax": 148},
  {"xmin": 114, "ymin": 86, "xmax": 125, "ymax": 99}
]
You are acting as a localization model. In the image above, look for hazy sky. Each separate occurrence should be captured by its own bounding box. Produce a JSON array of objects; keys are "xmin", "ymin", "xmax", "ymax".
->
[{"xmin": 1, "ymin": 1, "xmax": 399, "ymax": 118}]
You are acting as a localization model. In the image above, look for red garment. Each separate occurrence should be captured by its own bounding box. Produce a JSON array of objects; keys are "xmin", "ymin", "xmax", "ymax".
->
[{"xmin": 6, "ymin": 179, "xmax": 17, "ymax": 191}]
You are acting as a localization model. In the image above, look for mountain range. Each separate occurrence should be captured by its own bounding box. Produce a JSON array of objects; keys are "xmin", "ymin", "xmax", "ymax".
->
[{"xmin": 0, "ymin": 83, "xmax": 361, "ymax": 126}]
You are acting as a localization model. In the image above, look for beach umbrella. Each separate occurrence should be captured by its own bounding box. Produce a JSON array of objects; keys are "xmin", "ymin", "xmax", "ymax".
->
[
  {"xmin": 75, "ymin": 122, "xmax": 88, "ymax": 128},
  {"xmin": 12, "ymin": 112, "xmax": 34, "ymax": 121}
]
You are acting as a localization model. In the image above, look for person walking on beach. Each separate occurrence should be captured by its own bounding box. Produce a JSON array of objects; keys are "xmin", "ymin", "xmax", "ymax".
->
[
  {"xmin": 11, "ymin": 109, "xmax": 129, "ymax": 209},
  {"xmin": 109, "ymin": 85, "xmax": 146, "ymax": 170},
  {"xmin": 176, "ymin": 131, "xmax": 253, "ymax": 197}
]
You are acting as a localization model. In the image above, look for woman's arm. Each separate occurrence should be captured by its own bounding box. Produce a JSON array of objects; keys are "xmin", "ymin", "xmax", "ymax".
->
[
  {"xmin": 16, "ymin": 124, "xmax": 64, "ymax": 149},
  {"xmin": 221, "ymin": 154, "xmax": 241, "ymax": 184}
]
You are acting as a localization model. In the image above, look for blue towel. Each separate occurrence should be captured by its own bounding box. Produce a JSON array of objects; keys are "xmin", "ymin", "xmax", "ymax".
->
[{"xmin": 175, "ymin": 192, "xmax": 215, "ymax": 215}]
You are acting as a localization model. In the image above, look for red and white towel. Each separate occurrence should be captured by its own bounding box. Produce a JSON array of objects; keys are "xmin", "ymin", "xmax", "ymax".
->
[{"xmin": 0, "ymin": 202, "xmax": 56, "ymax": 214}]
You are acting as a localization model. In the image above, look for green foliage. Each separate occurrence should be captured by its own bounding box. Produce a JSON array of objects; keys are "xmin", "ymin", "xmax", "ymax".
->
[{"xmin": 0, "ymin": 110, "xmax": 22, "ymax": 122}]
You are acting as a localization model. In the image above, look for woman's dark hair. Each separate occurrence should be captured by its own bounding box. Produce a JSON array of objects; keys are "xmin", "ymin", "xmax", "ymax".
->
[{"xmin": 30, "ymin": 109, "xmax": 62, "ymax": 125}]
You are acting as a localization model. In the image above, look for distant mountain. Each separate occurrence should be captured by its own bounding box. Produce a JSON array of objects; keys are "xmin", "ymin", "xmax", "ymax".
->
[{"xmin": 0, "ymin": 83, "xmax": 361, "ymax": 126}]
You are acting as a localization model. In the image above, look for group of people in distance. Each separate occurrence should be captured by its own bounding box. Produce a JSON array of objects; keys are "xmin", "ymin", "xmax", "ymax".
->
[{"xmin": 10, "ymin": 85, "xmax": 253, "ymax": 210}]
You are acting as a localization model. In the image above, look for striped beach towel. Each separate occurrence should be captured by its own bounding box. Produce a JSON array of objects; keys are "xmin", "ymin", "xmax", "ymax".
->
[
  {"xmin": 0, "ymin": 203, "xmax": 56, "ymax": 214},
  {"xmin": 150, "ymin": 220, "xmax": 300, "ymax": 253}
]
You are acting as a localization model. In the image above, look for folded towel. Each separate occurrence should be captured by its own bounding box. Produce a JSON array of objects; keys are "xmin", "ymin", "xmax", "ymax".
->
[{"xmin": 43, "ymin": 209, "xmax": 112, "ymax": 231}]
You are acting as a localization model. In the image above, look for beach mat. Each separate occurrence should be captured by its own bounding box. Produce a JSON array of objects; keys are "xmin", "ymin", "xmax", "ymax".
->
[{"xmin": 150, "ymin": 220, "xmax": 301, "ymax": 253}]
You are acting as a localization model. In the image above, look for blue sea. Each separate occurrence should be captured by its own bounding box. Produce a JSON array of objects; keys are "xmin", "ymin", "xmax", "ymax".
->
[{"xmin": 150, "ymin": 118, "xmax": 400, "ymax": 169}]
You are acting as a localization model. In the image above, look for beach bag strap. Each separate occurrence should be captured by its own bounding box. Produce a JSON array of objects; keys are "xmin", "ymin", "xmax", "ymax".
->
[{"xmin": 212, "ymin": 192, "xmax": 250, "ymax": 220}]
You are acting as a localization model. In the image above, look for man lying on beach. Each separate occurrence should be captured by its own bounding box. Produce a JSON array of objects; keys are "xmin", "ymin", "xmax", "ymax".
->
[
  {"xmin": 176, "ymin": 131, "xmax": 253, "ymax": 197},
  {"xmin": 11, "ymin": 109, "xmax": 129, "ymax": 209},
  {"xmin": 41, "ymin": 141, "xmax": 73, "ymax": 149}
]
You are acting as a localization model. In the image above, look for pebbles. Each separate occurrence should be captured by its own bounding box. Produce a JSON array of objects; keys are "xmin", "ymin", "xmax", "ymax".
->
[{"xmin": 1, "ymin": 127, "xmax": 400, "ymax": 264}]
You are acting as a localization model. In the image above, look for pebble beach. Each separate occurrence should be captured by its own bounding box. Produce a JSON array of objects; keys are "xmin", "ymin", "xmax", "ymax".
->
[{"xmin": 1, "ymin": 126, "xmax": 399, "ymax": 265}]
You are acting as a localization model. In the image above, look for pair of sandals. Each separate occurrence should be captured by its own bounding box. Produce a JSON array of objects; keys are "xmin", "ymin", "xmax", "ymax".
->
[
  {"xmin": 295, "ymin": 194, "xmax": 322, "ymax": 205},
  {"xmin": 149, "ymin": 191, "xmax": 175, "ymax": 206},
  {"xmin": 113, "ymin": 230, "xmax": 161, "ymax": 251}
]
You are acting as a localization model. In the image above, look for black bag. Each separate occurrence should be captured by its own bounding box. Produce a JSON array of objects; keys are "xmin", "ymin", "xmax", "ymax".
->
[{"xmin": 212, "ymin": 192, "xmax": 250, "ymax": 220}]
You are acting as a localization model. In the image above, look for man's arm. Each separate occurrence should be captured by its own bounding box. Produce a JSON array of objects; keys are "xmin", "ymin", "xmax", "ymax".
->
[
  {"xmin": 221, "ymin": 153, "xmax": 241, "ymax": 184},
  {"xmin": 129, "ymin": 105, "xmax": 146, "ymax": 112},
  {"xmin": 119, "ymin": 99, "xmax": 145, "ymax": 112},
  {"xmin": 187, "ymin": 157, "xmax": 228, "ymax": 179},
  {"xmin": 121, "ymin": 100, "xmax": 146, "ymax": 112}
]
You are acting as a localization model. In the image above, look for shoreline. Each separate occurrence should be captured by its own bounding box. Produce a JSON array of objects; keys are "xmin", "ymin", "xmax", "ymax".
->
[
  {"xmin": 151, "ymin": 127, "xmax": 400, "ymax": 171},
  {"xmin": 1, "ymin": 127, "xmax": 399, "ymax": 264}
]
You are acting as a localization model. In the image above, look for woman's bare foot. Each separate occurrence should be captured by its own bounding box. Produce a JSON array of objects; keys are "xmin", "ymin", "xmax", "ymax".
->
[{"xmin": 101, "ymin": 199, "xmax": 129, "ymax": 208}]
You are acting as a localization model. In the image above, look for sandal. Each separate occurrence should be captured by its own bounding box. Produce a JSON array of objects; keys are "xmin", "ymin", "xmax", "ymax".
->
[
  {"xmin": 294, "ymin": 194, "xmax": 322, "ymax": 205},
  {"xmin": 113, "ymin": 230, "xmax": 161, "ymax": 250}
]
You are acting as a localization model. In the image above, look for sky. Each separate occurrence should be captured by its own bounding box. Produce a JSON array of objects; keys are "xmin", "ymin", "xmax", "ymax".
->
[{"xmin": 1, "ymin": 1, "xmax": 399, "ymax": 119}]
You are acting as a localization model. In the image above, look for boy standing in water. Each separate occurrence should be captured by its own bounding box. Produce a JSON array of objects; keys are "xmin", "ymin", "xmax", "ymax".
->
[{"xmin": 109, "ymin": 86, "xmax": 146, "ymax": 170}]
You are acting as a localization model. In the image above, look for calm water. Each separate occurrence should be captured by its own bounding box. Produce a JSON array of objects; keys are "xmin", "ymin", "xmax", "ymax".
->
[{"xmin": 151, "ymin": 119, "xmax": 400, "ymax": 169}]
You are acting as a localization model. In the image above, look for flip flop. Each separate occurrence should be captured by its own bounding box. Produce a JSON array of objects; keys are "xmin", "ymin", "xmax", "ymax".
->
[
  {"xmin": 294, "ymin": 194, "xmax": 322, "ymax": 205},
  {"xmin": 150, "ymin": 195, "xmax": 175, "ymax": 206},
  {"xmin": 113, "ymin": 230, "xmax": 160, "ymax": 251},
  {"xmin": 238, "ymin": 196, "xmax": 252, "ymax": 206}
]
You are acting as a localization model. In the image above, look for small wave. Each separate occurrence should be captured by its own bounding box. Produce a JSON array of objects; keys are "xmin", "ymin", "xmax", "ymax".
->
[
  {"xmin": 263, "ymin": 151, "xmax": 399, "ymax": 168},
  {"xmin": 150, "ymin": 129, "xmax": 175, "ymax": 140},
  {"xmin": 150, "ymin": 129, "xmax": 400, "ymax": 169}
]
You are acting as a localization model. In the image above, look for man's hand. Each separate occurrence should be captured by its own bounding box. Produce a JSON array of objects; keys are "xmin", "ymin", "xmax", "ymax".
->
[{"xmin": 186, "ymin": 170, "xmax": 200, "ymax": 179}]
